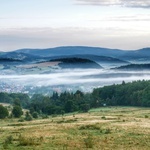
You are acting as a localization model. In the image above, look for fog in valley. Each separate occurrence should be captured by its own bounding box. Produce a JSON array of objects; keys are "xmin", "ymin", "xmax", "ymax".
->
[{"xmin": 1, "ymin": 69, "xmax": 150, "ymax": 94}]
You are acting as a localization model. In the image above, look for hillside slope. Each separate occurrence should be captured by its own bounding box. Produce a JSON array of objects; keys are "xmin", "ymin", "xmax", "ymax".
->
[{"xmin": 50, "ymin": 57, "xmax": 102, "ymax": 69}]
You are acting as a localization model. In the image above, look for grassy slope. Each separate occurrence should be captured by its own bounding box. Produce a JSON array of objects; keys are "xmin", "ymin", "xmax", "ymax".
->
[{"xmin": 0, "ymin": 107, "xmax": 149, "ymax": 150}]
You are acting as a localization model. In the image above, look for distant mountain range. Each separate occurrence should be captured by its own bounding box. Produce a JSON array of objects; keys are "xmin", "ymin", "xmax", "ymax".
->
[
  {"xmin": 12, "ymin": 46, "xmax": 150, "ymax": 59},
  {"xmin": 0, "ymin": 46, "xmax": 150, "ymax": 74},
  {"xmin": 0, "ymin": 46, "xmax": 150, "ymax": 95},
  {"xmin": 1, "ymin": 46, "xmax": 150, "ymax": 61},
  {"xmin": 14, "ymin": 46, "xmax": 124, "ymax": 57}
]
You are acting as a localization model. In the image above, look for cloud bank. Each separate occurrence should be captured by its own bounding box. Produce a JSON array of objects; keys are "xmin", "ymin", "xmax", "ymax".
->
[
  {"xmin": 0, "ymin": 69, "xmax": 150, "ymax": 86},
  {"xmin": 0, "ymin": 27, "xmax": 149, "ymax": 51},
  {"xmin": 76, "ymin": 0, "xmax": 150, "ymax": 8}
]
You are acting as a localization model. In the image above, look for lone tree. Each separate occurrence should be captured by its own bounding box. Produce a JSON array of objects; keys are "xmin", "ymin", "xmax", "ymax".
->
[
  {"xmin": 0, "ymin": 105, "xmax": 9, "ymax": 119},
  {"xmin": 12, "ymin": 105, "xmax": 23, "ymax": 118},
  {"xmin": 12, "ymin": 98, "xmax": 23, "ymax": 118}
]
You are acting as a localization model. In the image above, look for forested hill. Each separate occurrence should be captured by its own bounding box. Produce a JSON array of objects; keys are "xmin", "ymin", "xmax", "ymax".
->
[
  {"xmin": 0, "ymin": 80, "xmax": 150, "ymax": 116},
  {"xmin": 114, "ymin": 64, "xmax": 150, "ymax": 70},
  {"xmin": 50, "ymin": 57, "xmax": 102, "ymax": 69},
  {"xmin": 92, "ymin": 80, "xmax": 150, "ymax": 107}
]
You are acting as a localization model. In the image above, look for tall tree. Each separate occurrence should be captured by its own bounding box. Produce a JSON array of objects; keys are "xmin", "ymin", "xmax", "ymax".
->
[
  {"xmin": 12, "ymin": 105, "xmax": 23, "ymax": 118},
  {"xmin": 0, "ymin": 105, "xmax": 9, "ymax": 119}
]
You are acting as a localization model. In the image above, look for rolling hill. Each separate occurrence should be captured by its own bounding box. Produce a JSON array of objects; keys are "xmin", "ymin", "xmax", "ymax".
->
[
  {"xmin": 49, "ymin": 57, "xmax": 102, "ymax": 69},
  {"xmin": 0, "ymin": 46, "xmax": 150, "ymax": 73},
  {"xmin": 114, "ymin": 63, "xmax": 150, "ymax": 70}
]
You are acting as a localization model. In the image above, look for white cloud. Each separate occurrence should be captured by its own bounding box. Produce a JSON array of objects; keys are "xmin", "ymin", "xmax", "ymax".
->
[
  {"xmin": 101, "ymin": 14, "xmax": 150, "ymax": 22},
  {"xmin": 75, "ymin": 0, "xmax": 121, "ymax": 6},
  {"xmin": 76, "ymin": 0, "xmax": 150, "ymax": 8}
]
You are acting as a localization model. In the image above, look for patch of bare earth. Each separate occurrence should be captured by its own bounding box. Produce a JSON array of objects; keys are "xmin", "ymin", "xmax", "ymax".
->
[{"xmin": 18, "ymin": 61, "xmax": 61, "ymax": 69}]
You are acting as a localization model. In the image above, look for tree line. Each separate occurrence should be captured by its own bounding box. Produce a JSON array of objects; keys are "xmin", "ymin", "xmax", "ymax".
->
[{"xmin": 0, "ymin": 80, "xmax": 150, "ymax": 119}]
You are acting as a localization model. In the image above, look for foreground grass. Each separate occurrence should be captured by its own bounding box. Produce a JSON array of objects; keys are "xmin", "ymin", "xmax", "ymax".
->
[{"xmin": 0, "ymin": 107, "xmax": 149, "ymax": 150}]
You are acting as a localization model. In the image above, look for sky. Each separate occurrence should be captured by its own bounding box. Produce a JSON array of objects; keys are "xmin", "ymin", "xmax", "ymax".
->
[{"xmin": 0, "ymin": 0, "xmax": 150, "ymax": 51}]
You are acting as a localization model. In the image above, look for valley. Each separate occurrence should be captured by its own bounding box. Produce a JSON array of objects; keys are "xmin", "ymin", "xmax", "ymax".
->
[
  {"xmin": 1, "ymin": 1, "xmax": 150, "ymax": 150},
  {"xmin": 0, "ymin": 46, "xmax": 150, "ymax": 95}
]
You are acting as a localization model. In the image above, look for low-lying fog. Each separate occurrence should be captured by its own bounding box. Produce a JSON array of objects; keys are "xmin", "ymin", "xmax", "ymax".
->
[{"xmin": 1, "ymin": 69, "xmax": 150, "ymax": 90}]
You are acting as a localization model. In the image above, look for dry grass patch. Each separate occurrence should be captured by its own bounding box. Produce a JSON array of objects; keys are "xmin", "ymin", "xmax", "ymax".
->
[{"xmin": 0, "ymin": 107, "xmax": 149, "ymax": 150}]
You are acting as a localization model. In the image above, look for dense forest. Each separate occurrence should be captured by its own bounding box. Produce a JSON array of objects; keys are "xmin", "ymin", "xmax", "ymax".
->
[
  {"xmin": 115, "ymin": 63, "xmax": 150, "ymax": 70},
  {"xmin": 0, "ymin": 80, "xmax": 150, "ymax": 118},
  {"xmin": 50, "ymin": 57, "xmax": 102, "ymax": 69}
]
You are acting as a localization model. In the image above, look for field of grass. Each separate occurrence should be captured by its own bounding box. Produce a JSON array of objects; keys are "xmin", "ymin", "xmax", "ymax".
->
[{"xmin": 0, "ymin": 107, "xmax": 149, "ymax": 150}]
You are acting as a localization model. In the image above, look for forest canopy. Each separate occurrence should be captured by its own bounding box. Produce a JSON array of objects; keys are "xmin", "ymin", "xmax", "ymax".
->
[{"xmin": 0, "ymin": 80, "xmax": 149, "ymax": 116}]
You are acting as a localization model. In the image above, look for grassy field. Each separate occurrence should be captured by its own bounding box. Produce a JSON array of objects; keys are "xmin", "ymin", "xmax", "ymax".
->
[{"xmin": 0, "ymin": 107, "xmax": 149, "ymax": 150}]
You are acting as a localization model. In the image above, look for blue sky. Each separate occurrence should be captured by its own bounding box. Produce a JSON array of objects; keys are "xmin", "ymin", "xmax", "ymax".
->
[{"xmin": 0, "ymin": 0, "xmax": 150, "ymax": 51}]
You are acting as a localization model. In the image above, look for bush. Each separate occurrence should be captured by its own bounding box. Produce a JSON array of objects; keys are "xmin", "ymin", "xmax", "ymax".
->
[
  {"xmin": 18, "ymin": 117, "xmax": 25, "ymax": 122},
  {"xmin": 18, "ymin": 135, "xmax": 43, "ymax": 146},
  {"xmin": 25, "ymin": 111, "xmax": 32, "ymax": 121},
  {"xmin": 4, "ymin": 135, "xmax": 13, "ymax": 144},
  {"xmin": 42, "ymin": 114, "xmax": 49, "ymax": 119},
  {"xmin": 79, "ymin": 124, "xmax": 101, "ymax": 130},
  {"xmin": 25, "ymin": 115, "xmax": 32, "ymax": 121},
  {"xmin": 103, "ymin": 128, "xmax": 111, "ymax": 134},
  {"xmin": 32, "ymin": 112, "xmax": 38, "ymax": 119},
  {"xmin": 3, "ymin": 135, "xmax": 13, "ymax": 149},
  {"xmin": 101, "ymin": 116, "xmax": 106, "ymax": 119},
  {"xmin": 84, "ymin": 134, "xmax": 94, "ymax": 148}
]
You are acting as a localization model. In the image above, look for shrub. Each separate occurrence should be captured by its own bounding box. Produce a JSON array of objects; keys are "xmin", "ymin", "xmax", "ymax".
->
[
  {"xmin": 4, "ymin": 135, "xmax": 13, "ymax": 144},
  {"xmin": 84, "ymin": 134, "xmax": 94, "ymax": 148},
  {"xmin": 32, "ymin": 112, "xmax": 38, "ymax": 119},
  {"xmin": 42, "ymin": 114, "xmax": 49, "ymax": 119},
  {"xmin": 3, "ymin": 135, "xmax": 13, "ymax": 149},
  {"xmin": 103, "ymin": 128, "xmax": 111, "ymax": 134},
  {"xmin": 101, "ymin": 116, "xmax": 106, "ymax": 119},
  {"xmin": 18, "ymin": 135, "xmax": 43, "ymax": 146},
  {"xmin": 18, "ymin": 117, "xmax": 25, "ymax": 122},
  {"xmin": 56, "ymin": 118, "xmax": 77, "ymax": 124},
  {"xmin": 79, "ymin": 124, "xmax": 101, "ymax": 130},
  {"xmin": 25, "ymin": 111, "xmax": 32, "ymax": 121}
]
